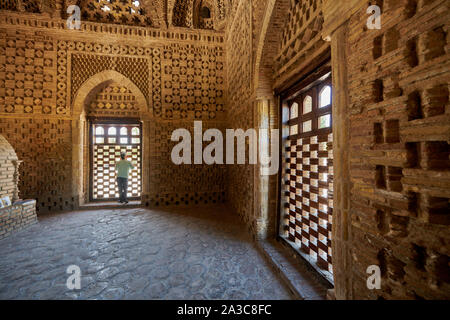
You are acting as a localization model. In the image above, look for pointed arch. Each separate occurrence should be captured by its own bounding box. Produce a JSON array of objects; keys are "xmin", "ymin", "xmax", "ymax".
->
[
  {"xmin": 193, "ymin": 0, "xmax": 216, "ymax": 29},
  {"xmin": 72, "ymin": 70, "xmax": 149, "ymax": 117},
  {"xmin": 253, "ymin": 0, "xmax": 291, "ymax": 98}
]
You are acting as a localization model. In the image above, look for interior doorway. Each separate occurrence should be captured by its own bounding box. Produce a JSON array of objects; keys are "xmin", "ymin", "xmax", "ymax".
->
[{"xmin": 89, "ymin": 119, "xmax": 142, "ymax": 202}]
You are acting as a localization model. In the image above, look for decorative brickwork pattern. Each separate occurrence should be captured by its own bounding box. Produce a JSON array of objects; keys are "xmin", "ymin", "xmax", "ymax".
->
[
  {"xmin": 344, "ymin": 0, "xmax": 450, "ymax": 299},
  {"xmin": 0, "ymin": 118, "xmax": 75, "ymax": 213},
  {"xmin": 226, "ymin": 106, "xmax": 255, "ymax": 232},
  {"xmin": 0, "ymin": 0, "xmax": 18, "ymax": 11},
  {"xmin": 225, "ymin": 0, "xmax": 255, "ymax": 235},
  {"xmin": 226, "ymin": 0, "xmax": 252, "ymax": 114},
  {"xmin": 52, "ymin": 39, "xmax": 226, "ymax": 120},
  {"xmin": 88, "ymin": 82, "xmax": 139, "ymax": 117},
  {"xmin": 70, "ymin": 51, "xmax": 150, "ymax": 105},
  {"xmin": 143, "ymin": 120, "xmax": 226, "ymax": 208},
  {"xmin": 274, "ymin": 0, "xmax": 326, "ymax": 87},
  {"xmin": 0, "ymin": 0, "xmax": 43, "ymax": 13},
  {"xmin": 0, "ymin": 7, "xmax": 226, "ymax": 216},
  {"xmin": 161, "ymin": 44, "xmax": 225, "ymax": 120},
  {"xmin": 0, "ymin": 16, "xmax": 227, "ymax": 214},
  {"xmin": 0, "ymin": 10, "xmax": 224, "ymax": 42},
  {"xmin": 78, "ymin": 0, "xmax": 153, "ymax": 27},
  {"xmin": 172, "ymin": 0, "xmax": 193, "ymax": 27},
  {"xmin": 0, "ymin": 29, "xmax": 56, "ymax": 115}
]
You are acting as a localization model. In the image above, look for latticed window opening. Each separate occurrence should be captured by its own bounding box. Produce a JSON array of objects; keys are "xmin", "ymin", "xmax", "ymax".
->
[
  {"xmin": 281, "ymin": 76, "xmax": 334, "ymax": 281},
  {"xmin": 91, "ymin": 123, "xmax": 142, "ymax": 201},
  {"xmin": 80, "ymin": 0, "xmax": 152, "ymax": 26}
]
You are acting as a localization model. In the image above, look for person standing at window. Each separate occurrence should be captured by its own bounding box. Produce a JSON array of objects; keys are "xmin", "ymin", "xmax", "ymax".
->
[{"xmin": 116, "ymin": 152, "xmax": 134, "ymax": 204}]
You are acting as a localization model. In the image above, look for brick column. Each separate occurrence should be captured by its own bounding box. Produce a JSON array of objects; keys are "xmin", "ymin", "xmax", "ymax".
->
[
  {"xmin": 141, "ymin": 119, "xmax": 151, "ymax": 204},
  {"xmin": 329, "ymin": 22, "xmax": 352, "ymax": 300},
  {"xmin": 71, "ymin": 117, "xmax": 84, "ymax": 208},
  {"xmin": 322, "ymin": 0, "xmax": 366, "ymax": 300}
]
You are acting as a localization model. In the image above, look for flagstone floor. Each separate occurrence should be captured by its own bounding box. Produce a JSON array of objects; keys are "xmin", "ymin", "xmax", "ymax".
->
[{"xmin": 0, "ymin": 205, "xmax": 293, "ymax": 300}]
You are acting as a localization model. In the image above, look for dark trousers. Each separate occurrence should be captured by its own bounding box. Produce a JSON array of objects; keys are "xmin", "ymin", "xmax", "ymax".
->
[{"xmin": 117, "ymin": 177, "xmax": 128, "ymax": 202}]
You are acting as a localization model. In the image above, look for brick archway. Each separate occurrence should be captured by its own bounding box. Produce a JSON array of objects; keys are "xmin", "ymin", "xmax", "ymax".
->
[
  {"xmin": 71, "ymin": 70, "xmax": 150, "ymax": 208},
  {"xmin": 253, "ymin": 0, "xmax": 290, "ymax": 97},
  {"xmin": 72, "ymin": 70, "xmax": 149, "ymax": 118}
]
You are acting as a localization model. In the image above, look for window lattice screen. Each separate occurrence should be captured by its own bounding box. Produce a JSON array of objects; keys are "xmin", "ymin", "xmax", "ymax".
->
[
  {"xmin": 92, "ymin": 124, "xmax": 142, "ymax": 201},
  {"xmin": 281, "ymin": 78, "xmax": 334, "ymax": 277},
  {"xmin": 79, "ymin": 0, "xmax": 153, "ymax": 27}
]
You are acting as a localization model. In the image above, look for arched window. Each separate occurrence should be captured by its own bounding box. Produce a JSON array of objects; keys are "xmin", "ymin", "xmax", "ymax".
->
[
  {"xmin": 191, "ymin": 0, "xmax": 214, "ymax": 29},
  {"xmin": 95, "ymin": 126, "xmax": 104, "ymax": 135},
  {"xmin": 290, "ymin": 102, "xmax": 298, "ymax": 119},
  {"xmin": 319, "ymin": 86, "xmax": 332, "ymax": 108},
  {"xmin": 120, "ymin": 127, "xmax": 128, "ymax": 136},
  {"xmin": 200, "ymin": 6, "xmax": 211, "ymax": 18},
  {"xmin": 303, "ymin": 95, "xmax": 313, "ymax": 114},
  {"xmin": 108, "ymin": 127, "xmax": 116, "ymax": 136},
  {"xmin": 131, "ymin": 127, "xmax": 140, "ymax": 136}
]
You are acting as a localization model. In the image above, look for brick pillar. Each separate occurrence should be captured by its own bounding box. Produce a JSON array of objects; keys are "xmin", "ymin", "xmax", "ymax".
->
[
  {"xmin": 253, "ymin": 96, "xmax": 279, "ymax": 240},
  {"xmin": 141, "ymin": 119, "xmax": 151, "ymax": 205},
  {"xmin": 71, "ymin": 118, "xmax": 83, "ymax": 208},
  {"xmin": 330, "ymin": 22, "xmax": 353, "ymax": 300},
  {"xmin": 254, "ymin": 98, "xmax": 270, "ymax": 240}
]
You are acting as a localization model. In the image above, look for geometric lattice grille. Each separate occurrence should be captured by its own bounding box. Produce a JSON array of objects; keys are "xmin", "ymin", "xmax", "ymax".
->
[
  {"xmin": 281, "ymin": 76, "xmax": 334, "ymax": 278},
  {"xmin": 79, "ymin": 0, "xmax": 153, "ymax": 27},
  {"xmin": 284, "ymin": 133, "xmax": 333, "ymax": 274},
  {"xmin": 91, "ymin": 124, "xmax": 142, "ymax": 201}
]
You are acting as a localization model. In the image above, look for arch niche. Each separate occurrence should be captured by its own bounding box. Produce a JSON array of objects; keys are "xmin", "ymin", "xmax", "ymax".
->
[{"xmin": 71, "ymin": 70, "xmax": 150, "ymax": 207}]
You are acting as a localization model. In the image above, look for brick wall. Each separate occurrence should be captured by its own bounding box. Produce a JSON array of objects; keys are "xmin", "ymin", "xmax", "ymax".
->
[
  {"xmin": 0, "ymin": 9, "xmax": 227, "ymax": 213},
  {"xmin": 344, "ymin": 0, "xmax": 450, "ymax": 300},
  {"xmin": 143, "ymin": 120, "xmax": 227, "ymax": 207},
  {"xmin": 1, "ymin": 0, "xmax": 448, "ymax": 300},
  {"xmin": 0, "ymin": 200, "xmax": 37, "ymax": 239},
  {"xmin": 225, "ymin": 0, "xmax": 256, "ymax": 235},
  {"xmin": 0, "ymin": 134, "xmax": 37, "ymax": 239},
  {"xmin": 0, "ymin": 134, "xmax": 19, "ymax": 201},
  {"xmin": 0, "ymin": 118, "xmax": 75, "ymax": 213},
  {"xmin": 227, "ymin": 0, "xmax": 449, "ymax": 299}
]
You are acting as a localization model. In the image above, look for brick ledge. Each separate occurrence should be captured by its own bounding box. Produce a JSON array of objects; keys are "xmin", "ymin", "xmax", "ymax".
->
[{"xmin": 255, "ymin": 238, "xmax": 333, "ymax": 300}]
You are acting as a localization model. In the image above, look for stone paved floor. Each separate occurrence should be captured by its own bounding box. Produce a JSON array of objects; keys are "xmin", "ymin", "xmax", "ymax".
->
[{"xmin": 0, "ymin": 205, "xmax": 293, "ymax": 300}]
